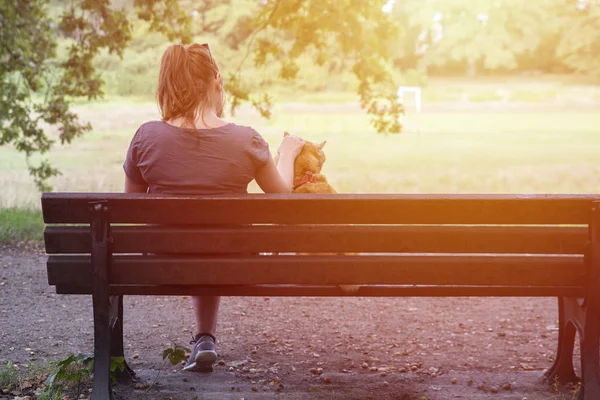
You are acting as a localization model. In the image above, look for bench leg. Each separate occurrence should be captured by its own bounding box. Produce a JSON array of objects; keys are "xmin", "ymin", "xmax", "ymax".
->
[
  {"xmin": 544, "ymin": 297, "xmax": 579, "ymax": 385},
  {"xmin": 109, "ymin": 295, "xmax": 135, "ymax": 380},
  {"xmin": 90, "ymin": 202, "xmax": 113, "ymax": 400},
  {"xmin": 91, "ymin": 275, "xmax": 113, "ymax": 400},
  {"xmin": 579, "ymin": 303, "xmax": 600, "ymax": 400},
  {"xmin": 579, "ymin": 203, "xmax": 600, "ymax": 400}
]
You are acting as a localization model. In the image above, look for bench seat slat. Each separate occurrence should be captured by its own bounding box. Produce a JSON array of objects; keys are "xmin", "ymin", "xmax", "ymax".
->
[
  {"xmin": 41, "ymin": 193, "xmax": 599, "ymax": 225},
  {"xmin": 44, "ymin": 225, "xmax": 587, "ymax": 255},
  {"xmin": 53, "ymin": 284, "xmax": 584, "ymax": 297},
  {"xmin": 47, "ymin": 254, "xmax": 585, "ymax": 287}
]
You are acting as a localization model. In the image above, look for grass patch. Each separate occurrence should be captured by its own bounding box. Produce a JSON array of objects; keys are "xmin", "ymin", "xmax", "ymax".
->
[
  {"xmin": 0, "ymin": 360, "xmax": 59, "ymax": 399},
  {"xmin": 0, "ymin": 361, "xmax": 20, "ymax": 390},
  {"xmin": 0, "ymin": 208, "xmax": 44, "ymax": 243}
]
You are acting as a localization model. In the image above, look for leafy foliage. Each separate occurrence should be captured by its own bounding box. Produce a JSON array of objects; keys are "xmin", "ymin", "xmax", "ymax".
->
[
  {"xmin": 109, "ymin": 356, "xmax": 126, "ymax": 375},
  {"xmin": 44, "ymin": 353, "xmax": 94, "ymax": 399},
  {"xmin": 0, "ymin": 0, "xmax": 190, "ymax": 191},
  {"xmin": 162, "ymin": 344, "xmax": 191, "ymax": 365},
  {"xmin": 43, "ymin": 353, "xmax": 126, "ymax": 398},
  {"xmin": 1, "ymin": 0, "xmax": 78, "ymax": 192},
  {"xmin": 389, "ymin": 0, "xmax": 600, "ymax": 77},
  {"xmin": 186, "ymin": 0, "xmax": 233, "ymax": 35},
  {"xmin": 225, "ymin": 0, "xmax": 404, "ymax": 134},
  {"xmin": 557, "ymin": 2, "xmax": 600, "ymax": 77},
  {"xmin": 396, "ymin": 0, "xmax": 556, "ymax": 74},
  {"xmin": 0, "ymin": 360, "xmax": 60, "ymax": 399},
  {"xmin": 134, "ymin": 0, "xmax": 191, "ymax": 43}
]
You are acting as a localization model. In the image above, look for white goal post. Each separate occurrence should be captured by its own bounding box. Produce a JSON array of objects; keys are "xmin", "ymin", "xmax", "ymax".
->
[{"xmin": 397, "ymin": 86, "xmax": 422, "ymax": 113}]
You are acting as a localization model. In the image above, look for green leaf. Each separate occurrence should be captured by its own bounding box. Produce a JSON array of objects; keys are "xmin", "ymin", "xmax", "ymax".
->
[
  {"xmin": 109, "ymin": 356, "xmax": 125, "ymax": 373},
  {"xmin": 45, "ymin": 372, "xmax": 57, "ymax": 390},
  {"xmin": 162, "ymin": 344, "xmax": 191, "ymax": 365},
  {"xmin": 82, "ymin": 358, "xmax": 95, "ymax": 372},
  {"xmin": 54, "ymin": 368, "xmax": 69, "ymax": 381},
  {"xmin": 162, "ymin": 348, "xmax": 173, "ymax": 361},
  {"xmin": 56, "ymin": 354, "xmax": 75, "ymax": 369}
]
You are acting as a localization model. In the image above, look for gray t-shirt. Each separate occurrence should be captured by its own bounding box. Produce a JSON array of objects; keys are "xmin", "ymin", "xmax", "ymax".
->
[{"xmin": 123, "ymin": 121, "xmax": 270, "ymax": 194}]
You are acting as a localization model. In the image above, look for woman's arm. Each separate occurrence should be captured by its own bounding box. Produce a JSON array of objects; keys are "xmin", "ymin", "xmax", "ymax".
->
[
  {"xmin": 255, "ymin": 134, "xmax": 304, "ymax": 194},
  {"xmin": 255, "ymin": 155, "xmax": 295, "ymax": 193},
  {"xmin": 124, "ymin": 175, "xmax": 149, "ymax": 193}
]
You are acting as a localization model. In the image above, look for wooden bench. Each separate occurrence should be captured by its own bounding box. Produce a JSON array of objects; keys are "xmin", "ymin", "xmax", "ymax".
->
[{"xmin": 41, "ymin": 193, "xmax": 600, "ymax": 400}]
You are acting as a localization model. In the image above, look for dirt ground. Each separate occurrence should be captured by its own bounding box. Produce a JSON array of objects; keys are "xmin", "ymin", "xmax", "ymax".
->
[{"xmin": 0, "ymin": 243, "xmax": 581, "ymax": 400}]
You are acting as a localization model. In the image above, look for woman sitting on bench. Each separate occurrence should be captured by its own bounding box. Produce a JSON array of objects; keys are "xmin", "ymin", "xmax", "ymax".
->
[{"xmin": 122, "ymin": 42, "xmax": 305, "ymax": 372}]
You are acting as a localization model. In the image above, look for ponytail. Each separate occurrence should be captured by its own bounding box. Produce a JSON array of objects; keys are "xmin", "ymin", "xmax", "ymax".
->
[{"xmin": 156, "ymin": 43, "xmax": 220, "ymax": 128}]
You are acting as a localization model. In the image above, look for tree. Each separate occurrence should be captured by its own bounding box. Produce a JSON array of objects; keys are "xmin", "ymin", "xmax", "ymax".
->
[
  {"xmin": 0, "ymin": 0, "xmax": 403, "ymax": 191},
  {"xmin": 556, "ymin": 1, "xmax": 600, "ymax": 78},
  {"xmin": 226, "ymin": 0, "xmax": 404, "ymax": 128},
  {"xmin": 394, "ymin": 0, "xmax": 560, "ymax": 76},
  {"xmin": 0, "ymin": 0, "xmax": 191, "ymax": 191}
]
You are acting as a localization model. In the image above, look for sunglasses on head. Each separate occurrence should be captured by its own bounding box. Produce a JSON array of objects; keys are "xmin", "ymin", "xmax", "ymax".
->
[
  {"xmin": 200, "ymin": 43, "xmax": 219, "ymax": 78},
  {"xmin": 201, "ymin": 43, "xmax": 214, "ymax": 64}
]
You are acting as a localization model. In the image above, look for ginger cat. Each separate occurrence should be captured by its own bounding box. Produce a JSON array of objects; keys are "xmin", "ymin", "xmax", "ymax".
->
[
  {"xmin": 278, "ymin": 132, "xmax": 359, "ymax": 293},
  {"xmin": 287, "ymin": 133, "xmax": 336, "ymax": 194}
]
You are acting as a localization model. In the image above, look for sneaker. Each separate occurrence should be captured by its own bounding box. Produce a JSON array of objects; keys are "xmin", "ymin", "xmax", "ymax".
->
[{"xmin": 183, "ymin": 333, "xmax": 218, "ymax": 372}]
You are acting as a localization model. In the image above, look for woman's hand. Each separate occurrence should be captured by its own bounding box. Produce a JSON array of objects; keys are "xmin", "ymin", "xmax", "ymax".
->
[{"xmin": 277, "ymin": 133, "xmax": 305, "ymax": 159}]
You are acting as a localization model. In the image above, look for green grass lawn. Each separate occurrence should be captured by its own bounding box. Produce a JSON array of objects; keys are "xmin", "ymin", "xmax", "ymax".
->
[
  {"xmin": 1, "ymin": 99, "xmax": 599, "ymax": 211},
  {"xmin": 0, "ymin": 208, "xmax": 44, "ymax": 242}
]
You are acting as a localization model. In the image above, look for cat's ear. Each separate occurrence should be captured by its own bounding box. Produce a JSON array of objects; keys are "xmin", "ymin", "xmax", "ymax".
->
[
  {"xmin": 317, "ymin": 140, "xmax": 327, "ymax": 149},
  {"xmin": 284, "ymin": 132, "xmax": 290, "ymax": 137}
]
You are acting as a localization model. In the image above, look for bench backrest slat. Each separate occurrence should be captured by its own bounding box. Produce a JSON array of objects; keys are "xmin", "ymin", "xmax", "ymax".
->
[
  {"xmin": 44, "ymin": 225, "xmax": 587, "ymax": 255},
  {"xmin": 47, "ymin": 254, "xmax": 584, "ymax": 287},
  {"xmin": 52, "ymin": 284, "xmax": 585, "ymax": 297},
  {"xmin": 41, "ymin": 193, "xmax": 598, "ymax": 225}
]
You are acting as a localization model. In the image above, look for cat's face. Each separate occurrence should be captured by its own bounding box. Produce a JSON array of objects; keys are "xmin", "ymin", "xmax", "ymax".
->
[{"xmin": 284, "ymin": 132, "xmax": 327, "ymax": 175}]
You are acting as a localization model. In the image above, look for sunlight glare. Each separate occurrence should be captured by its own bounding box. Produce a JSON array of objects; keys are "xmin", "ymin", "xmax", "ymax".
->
[{"xmin": 382, "ymin": 0, "xmax": 395, "ymax": 13}]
